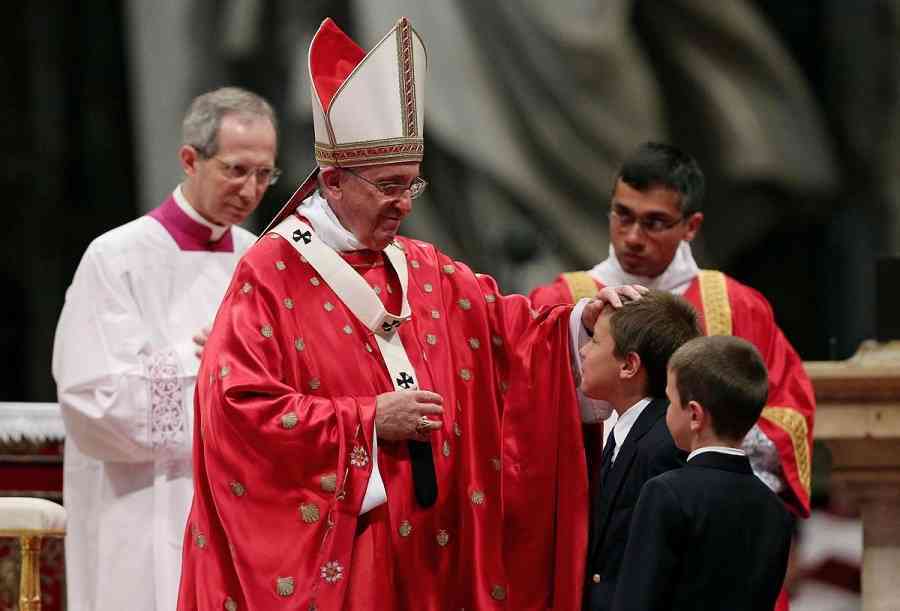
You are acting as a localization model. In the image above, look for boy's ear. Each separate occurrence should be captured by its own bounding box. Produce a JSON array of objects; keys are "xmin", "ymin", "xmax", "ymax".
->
[
  {"xmin": 688, "ymin": 400, "xmax": 705, "ymax": 433},
  {"xmin": 619, "ymin": 351, "xmax": 641, "ymax": 380}
]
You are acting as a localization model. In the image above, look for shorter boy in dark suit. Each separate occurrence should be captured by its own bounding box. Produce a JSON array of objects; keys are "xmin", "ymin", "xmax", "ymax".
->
[{"xmin": 613, "ymin": 336, "xmax": 794, "ymax": 611}]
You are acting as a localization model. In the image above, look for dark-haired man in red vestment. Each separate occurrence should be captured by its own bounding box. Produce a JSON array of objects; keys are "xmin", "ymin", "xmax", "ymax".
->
[{"xmin": 531, "ymin": 142, "xmax": 814, "ymax": 611}]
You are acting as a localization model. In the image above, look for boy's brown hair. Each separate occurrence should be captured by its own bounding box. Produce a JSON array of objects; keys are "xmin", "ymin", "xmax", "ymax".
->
[
  {"xmin": 609, "ymin": 290, "xmax": 702, "ymax": 397},
  {"xmin": 668, "ymin": 335, "xmax": 769, "ymax": 440}
]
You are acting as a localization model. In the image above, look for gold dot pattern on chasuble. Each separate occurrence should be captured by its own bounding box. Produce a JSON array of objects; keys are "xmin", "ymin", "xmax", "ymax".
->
[
  {"xmin": 276, "ymin": 576, "xmax": 295, "ymax": 596},
  {"xmin": 281, "ymin": 412, "xmax": 299, "ymax": 429},
  {"xmin": 320, "ymin": 473, "xmax": 338, "ymax": 492},
  {"xmin": 299, "ymin": 503, "xmax": 320, "ymax": 524},
  {"xmin": 436, "ymin": 529, "xmax": 450, "ymax": 547}
]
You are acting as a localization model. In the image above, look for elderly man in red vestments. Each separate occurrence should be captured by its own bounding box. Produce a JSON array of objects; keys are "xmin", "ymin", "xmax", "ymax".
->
[
  {"xmin": 531, "ymin": 142, "xmax": 814, "ymax": 610},
  {"xmin": 177, "ymin": 18, "xmax": 634, "ymax": 611}
]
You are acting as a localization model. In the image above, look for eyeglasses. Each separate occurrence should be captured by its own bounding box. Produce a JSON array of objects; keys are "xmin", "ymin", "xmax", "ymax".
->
[
  {"xmin": 209, "ymin": 156, "xmax": 282, "ymax": 186},
  {"xmin": 342, "ymin": 168, "xmax": 427, "ymax": 199},
  {"xmin": 609, "ymin": 206, "xmax": 684, "ymax": 234}
]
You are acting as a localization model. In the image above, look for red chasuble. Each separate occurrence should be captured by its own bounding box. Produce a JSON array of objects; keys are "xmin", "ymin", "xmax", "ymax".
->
[
  {"xmin": 178, "ymin": 227, "xmax": 588, "ymax": 610},
  {"xmin": 530, "ymin": 271, "xmax": 815, "ymax": 519}
]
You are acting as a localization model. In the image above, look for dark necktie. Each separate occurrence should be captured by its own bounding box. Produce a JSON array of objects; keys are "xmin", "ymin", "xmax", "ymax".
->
[{"xmin": 598, "ymin": 431, "xmax": 618, "ymax": 487}]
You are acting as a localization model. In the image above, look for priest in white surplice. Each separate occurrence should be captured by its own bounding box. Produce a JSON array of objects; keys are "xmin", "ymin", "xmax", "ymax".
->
[{"xmin": 52, "ymin": 87, "xmax": 279, "ymax": 611}]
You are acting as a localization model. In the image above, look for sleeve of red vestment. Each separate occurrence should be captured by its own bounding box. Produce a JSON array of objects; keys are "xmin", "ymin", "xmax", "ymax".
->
[
  {"xmin": 528, "ymin": 274, "xmax": 573, "ymax": 309},
  {"xmin": 729, "ymin": 280, "xmax": 815, "ymax": 518},
  {"xmin": 433, "ymin": 256, "xmax": 590, "ymax": 610},
  {"xmin": 492, "ymin": 293, "xmax": 589, "ymax": 609}
]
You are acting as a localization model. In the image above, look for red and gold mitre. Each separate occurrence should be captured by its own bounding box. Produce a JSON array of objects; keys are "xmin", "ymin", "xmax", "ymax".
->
[
  {"xmin": 264, "ymin": 17, "xmax": 427, "ymax": 233},
  {"xmin": 310, "ymin": 17, "xmax": 426, "ymax": 167}
]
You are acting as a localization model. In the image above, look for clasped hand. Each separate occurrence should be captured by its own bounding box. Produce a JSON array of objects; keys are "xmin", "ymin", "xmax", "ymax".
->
[{"xmin": 375, "ymin": 390, "xmax": 443, "ymax": 441}]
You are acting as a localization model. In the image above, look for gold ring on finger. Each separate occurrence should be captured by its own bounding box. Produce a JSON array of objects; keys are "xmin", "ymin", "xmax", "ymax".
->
[{"xmin": 415, "ymin": 415, "xmax": 431, "ymax": 435}]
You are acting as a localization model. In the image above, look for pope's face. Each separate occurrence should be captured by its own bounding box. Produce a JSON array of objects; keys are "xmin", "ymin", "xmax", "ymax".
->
[
  {"xmin": 332, "ymin": 163, "xmax": 420, "ymax": 250},
  {"xmin": 609, "ymin": 179, "xmax": 702, "ymax": 278}
]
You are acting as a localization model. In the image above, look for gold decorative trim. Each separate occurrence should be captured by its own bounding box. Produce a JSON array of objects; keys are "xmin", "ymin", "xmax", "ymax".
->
[
  {"xmin": 396, "ymin": 18, "xmax": 418, "ymax": 138},
  {"xmin": 561, "ymin": 271, "xmax": 598, "ymax": 303},
  {"xmin": 761, "ymin": 406, "xmax": 811, "ymax": 497},
  {"xmin": 697, "ymin": 270, "xmax": 732, "ymax": 336},
  {"xmin": 0, "ymin": 529, "xmax": 65, "ymax": 538},
  {"xmin": 315, "ymin": 138, "xmax": 424, "ymax": 167}
]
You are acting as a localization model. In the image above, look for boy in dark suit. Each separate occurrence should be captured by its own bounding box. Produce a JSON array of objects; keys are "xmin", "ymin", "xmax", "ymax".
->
[
  {"xmin": 580, "ymin": 290, "xmax": 701, "ymax": 611},
  {"xmin": 613, "ymin": 336, "xmax": 794, "ymax": 611}
]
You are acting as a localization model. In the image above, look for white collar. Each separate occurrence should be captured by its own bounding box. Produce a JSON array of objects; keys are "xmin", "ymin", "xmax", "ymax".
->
[
  {"xmin": 610, "ymin": 397, "xmax": 652, "ymax": 461},
  {"xmin": 296, "ymin": 190, "xmax": 365, "ymax": 252},
  {"xmin": 688, "ymin": 446, "xmax": 746, "ymax": 461},
  {"xmin": 589, "ymin": 241, "xmax": 700, "ymax": 295},
  {"xmin": 173, "ymin": 184, "xmax": 229, "ymax": 241}
]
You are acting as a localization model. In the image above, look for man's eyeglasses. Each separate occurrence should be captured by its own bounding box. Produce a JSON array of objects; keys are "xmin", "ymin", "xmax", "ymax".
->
[
  {"xmin": 342, "ymin": 168, "xmax": 427, "ymax": 200},
  {"xmin": 209, "ymin": 156, "xmax": 282, "ymax": 186},
  {"xmin": 609, "ymin": 206, "xmax": 684, "ymax": 234}
]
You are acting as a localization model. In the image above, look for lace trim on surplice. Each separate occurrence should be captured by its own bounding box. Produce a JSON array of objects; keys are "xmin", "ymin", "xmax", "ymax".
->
[{"xmin": 145, "ymin": 348, "xmax": 185, "ymax": 450}]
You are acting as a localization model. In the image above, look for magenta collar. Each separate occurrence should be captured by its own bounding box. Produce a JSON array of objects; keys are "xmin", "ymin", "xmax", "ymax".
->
[{"xmin": 148, "ymin": 196, "xmax": 234, "ymax": 252}]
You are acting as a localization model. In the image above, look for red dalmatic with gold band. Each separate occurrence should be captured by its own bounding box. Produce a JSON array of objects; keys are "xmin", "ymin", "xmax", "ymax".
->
[
  {"xmin": 176, "ymin": 228, "xmax": 588, "ymax": 610},
  {"xmin": 531, "ymin": 270, "xmax": 815, "ymax": 519}
]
